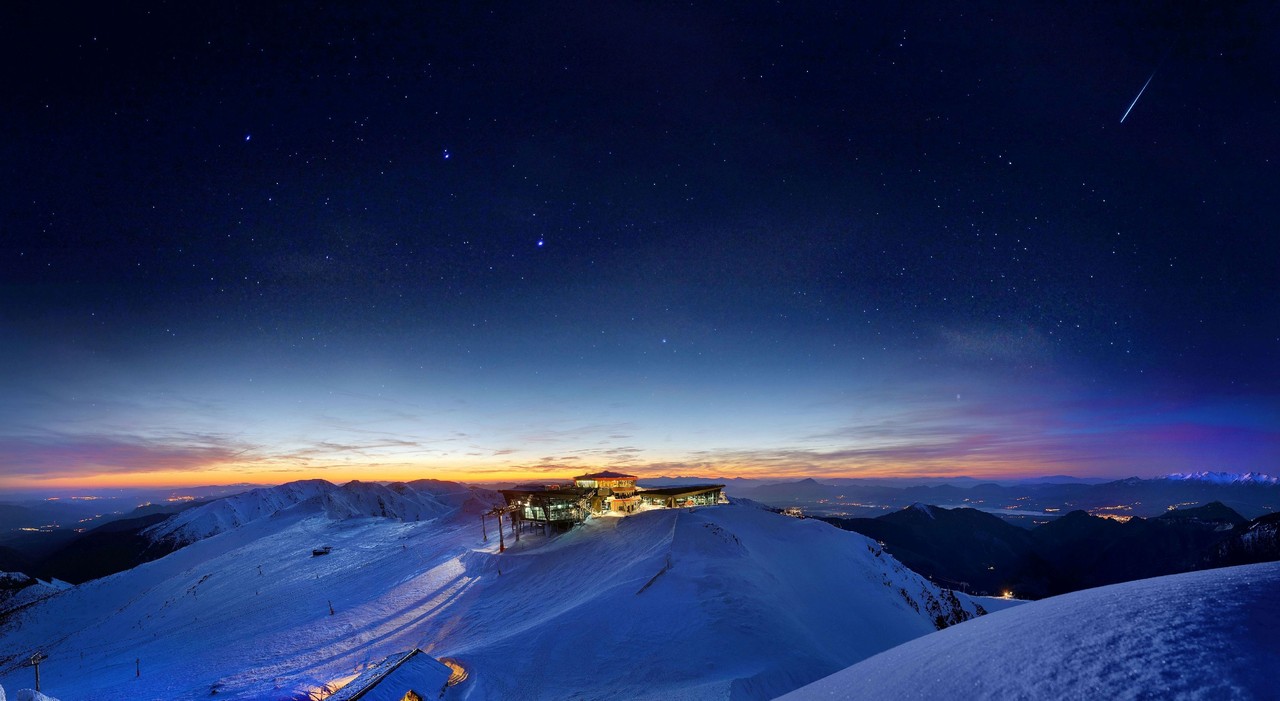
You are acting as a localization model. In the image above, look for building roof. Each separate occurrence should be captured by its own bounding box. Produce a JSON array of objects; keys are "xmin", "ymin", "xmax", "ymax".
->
[
  {"xmin": 637, "ymin": 484, "xmax": 725, "ymax": 497},
  {"xmin": 511, "ymin": 481, "xmax": 575, "ymax": 491},
  {"xmin": 327, "ymin": 649, "xmax": 452, "ymax": 701},
  {"xmin": 500, "ymin": 487, "xmax": 592, "ymax": 500},
  {"xmin": 573, "ymin": 470, "xmax": 639, "ymax": 480}
]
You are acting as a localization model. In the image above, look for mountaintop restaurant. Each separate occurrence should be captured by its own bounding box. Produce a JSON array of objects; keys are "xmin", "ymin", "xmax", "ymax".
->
[{"xmin": 499, "ymin": 472, "xmax": 726, "ymax": 534}]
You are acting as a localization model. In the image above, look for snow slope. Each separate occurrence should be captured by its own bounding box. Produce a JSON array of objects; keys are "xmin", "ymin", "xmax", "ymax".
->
[
  {"xmin": 0, "ymin": 573, "xmax": 69, "ymax": 617},
  {"xmin": 0, "ymin": 688, "xmax": 63, "ymax": 701},
  {"xmin": 0, "ymin": 494, "xmax": 988, "ymax": 700},
  {"xmin": 779, "ymin": 561, "xmax": 1280, "ymax": 701},
  {"xmin": 143, "ymin": 479, "xmax": 493, "ymax": 547}
]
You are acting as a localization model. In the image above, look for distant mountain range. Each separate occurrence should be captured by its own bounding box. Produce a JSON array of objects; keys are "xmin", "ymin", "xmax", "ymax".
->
[
  {"xmin": 738, "ymin": 473, "xmax": 1280, "ymax": 521},
  {"xmin": 9, "ymin": 472, "xmax": 1278, "ymax": 587},
  {"xmin": 823, "ymin": 501, "xmax": 1280, "ymax": 599},
  {"xmin": 1164, "ymin": 471, "xmax": 1280, "ymax": 485}
]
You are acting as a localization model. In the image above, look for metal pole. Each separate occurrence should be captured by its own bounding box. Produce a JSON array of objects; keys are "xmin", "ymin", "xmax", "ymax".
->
[
  {"xmin": 30, "ymin": 652, "xmax": 46, "ymax": 691},
  {"xmin": 481, "ymin": 513, "xmax": 488, "ymax": 542},
  {"xmin": 497, "ymin": 510, "xmax": 506, "ymax": 553}
]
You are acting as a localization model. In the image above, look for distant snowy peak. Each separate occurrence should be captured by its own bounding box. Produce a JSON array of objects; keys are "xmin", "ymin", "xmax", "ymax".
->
[
  {"xmin": 1163, "ymin": 471, "xmax": 1280, "ymax": 486},
  {"xmin": 143, "ymin": 479, "xmax": 335, "ymax": 546},
  {"xmin": 144, "ymin": 479, "xmax": 499, "ymax": 547},
  {"xmin": 907, "ymin": 502, "xmax": 938, "ymax": 519}
]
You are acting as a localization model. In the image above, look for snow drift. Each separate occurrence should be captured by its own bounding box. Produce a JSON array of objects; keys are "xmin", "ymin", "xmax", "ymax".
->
[{"xmin": 779, "ymin": 561, "xmax": 1280, "ymax": 700}]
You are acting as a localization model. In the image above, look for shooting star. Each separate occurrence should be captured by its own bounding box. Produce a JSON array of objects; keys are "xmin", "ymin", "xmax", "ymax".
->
[{"xmin": 1121, "ymin": 71, "xmax": 1156, "ymax": 123}]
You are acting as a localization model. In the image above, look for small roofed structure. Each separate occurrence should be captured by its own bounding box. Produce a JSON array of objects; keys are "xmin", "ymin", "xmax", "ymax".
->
[
  {"xmin": 638, "ymin": 485, "xmax": 726, "ymax": 509},
  {"xmin": 573, "ymin": 470, "xmax": 638, "ymax": 491},
  {"xmin": 574, "ymin": 471, "xmax": 639, "ymax": 513},
  {"xmin": 500, "ymin": 487, "xmax": 591, "ymax": 534},
  {"xmin": 326, "ymin": 648, "xmax": 452, "ymax": 701}
]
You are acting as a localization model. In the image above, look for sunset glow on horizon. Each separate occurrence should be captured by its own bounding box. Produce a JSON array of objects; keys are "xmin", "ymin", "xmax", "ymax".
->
[
  {"xmin": 4, "ymin": 5, "xmax": 1277, "ymax": 493},
  {"xmin": 4, "ymin": 351, "xmax": 1274, "ymax": 490}
]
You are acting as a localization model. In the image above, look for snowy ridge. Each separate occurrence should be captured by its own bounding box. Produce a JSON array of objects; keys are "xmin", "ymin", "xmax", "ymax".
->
[
  {"xmin": 1163, "ymin": 471, "xmax": 1280, "ymax": 486},
  {"xmin": 780, "ymin": 561, "xmax": 1280, "ymax": 700},
  {"xmin": 0, "ymin": 504, "xmax": 991, "ymax": 700},
  {"xmin": 143, "ymin": 479, "xmax": 500, "ymax": 547},
  {"xmin": 311, "ymin": 480, "xmax": 483, "ymax": 522},
  {"xmin": 0, "ymin": 572, "xmax": 71, "ymax": 617},
  {"xmin": 142, "ymin": 479, "xmax": 334, "ymax": 545},
  {"xmin": 908, "ymin": 502, "xmax": 937, "ymax": 519}
]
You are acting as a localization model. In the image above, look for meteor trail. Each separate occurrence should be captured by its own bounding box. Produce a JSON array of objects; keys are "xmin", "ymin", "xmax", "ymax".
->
[{"xmin": 1121, "ymin": 71, "xmax": 1156, "ymax": 123}]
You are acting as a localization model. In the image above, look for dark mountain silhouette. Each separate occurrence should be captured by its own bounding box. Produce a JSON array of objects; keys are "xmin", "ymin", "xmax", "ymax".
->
[
  {"xmin": 0, "ymin": 544, "xmax": 31, "ymax": 573},
  {"xmin": 825, "ymin": 501, "xmax": 1279, "ymax": 599},
  {"xmin": 748, "ymin": 475, "xmax": 1280, "ymax": 519},
  {"xmin": 32, "ymin": 511, "xmax": 183, "ymax": 584},
  {"xmin": 1209, "ymin": 511, "xmax": 1280, "ymax": 567},
  {"xmin": 24, "ymin": 501, "xmax": 205, "ymax": 584},
  {"xmin": 826, "ymin": 504, "xmax": 1055, "ymax": 597}
]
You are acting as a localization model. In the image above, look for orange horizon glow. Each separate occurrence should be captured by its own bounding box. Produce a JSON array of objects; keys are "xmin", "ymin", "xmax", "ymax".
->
[{"xmin": 0, "ymin": 455, "xmax": 1087, "ymax": 491}]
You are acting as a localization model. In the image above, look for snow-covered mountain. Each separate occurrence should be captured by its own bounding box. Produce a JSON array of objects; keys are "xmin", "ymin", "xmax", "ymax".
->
[
  {"xmin": 779, "ymin": 561, "xmax": 1280, "ymax": 700},
  {"xmin": 0, "ymin": 489, "xmax": 994, "ymax": 700},
  {"xmin": 143, "ymin": 478, "xmax": 498, "ymax": 547},
  {"xmin": 1163, "ymin": 471, "xmax": 1280, "ymax": 486},
  {"xmin": 0, "ymin": 572, "xmax": 69, "ymax": 617}
]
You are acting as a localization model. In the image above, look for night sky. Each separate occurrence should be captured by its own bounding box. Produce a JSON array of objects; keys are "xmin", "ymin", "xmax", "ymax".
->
[{"xmin": 4, "ymin": 2, "xmax": 1278, "ymax": 488}]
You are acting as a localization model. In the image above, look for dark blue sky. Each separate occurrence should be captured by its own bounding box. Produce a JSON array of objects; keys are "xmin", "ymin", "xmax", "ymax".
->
[{"xmin": 3, "ymin": 2, "xmax": 1278, "ymax": 487}]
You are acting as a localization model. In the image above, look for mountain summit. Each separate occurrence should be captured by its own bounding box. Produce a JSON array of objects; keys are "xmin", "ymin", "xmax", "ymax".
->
[{"xmin": 0, "ymin": 490, "xmax": 991, "ymax": 700}]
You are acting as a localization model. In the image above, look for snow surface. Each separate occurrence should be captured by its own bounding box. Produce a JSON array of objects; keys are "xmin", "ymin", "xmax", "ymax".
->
[
  {"xmin": 0, "ymin": 485, "xmax": 988, "ymax": 700},
  {"xmin": 0, "ymin": 573, "xmax": 70, "ymax": 617},
  {"xmin": 0, "ymin": 686, "xmax": 62, "ymax": 701},
  {"xmin": 779, "ymin": 561, "xmax": 1280, "ymax": 701}
]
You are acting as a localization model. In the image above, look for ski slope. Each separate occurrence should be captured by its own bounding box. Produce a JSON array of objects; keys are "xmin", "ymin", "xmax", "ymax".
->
[
  {"xmin": 0, "ymin": 482, "xmax": 988, "ymax": 700},
  {"xmin": 780, "ymin": 561, "xmax": 1280, "ymax": 700}
]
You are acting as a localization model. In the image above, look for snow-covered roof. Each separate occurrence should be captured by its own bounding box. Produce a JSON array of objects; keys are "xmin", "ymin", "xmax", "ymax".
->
[
  {"xmin": 573, "ymin": 471, "xmax": 638, "ymax": 480},
  {"xmin": 326, "ymin": 649, "xmax": 452, "ymax": 701}
]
